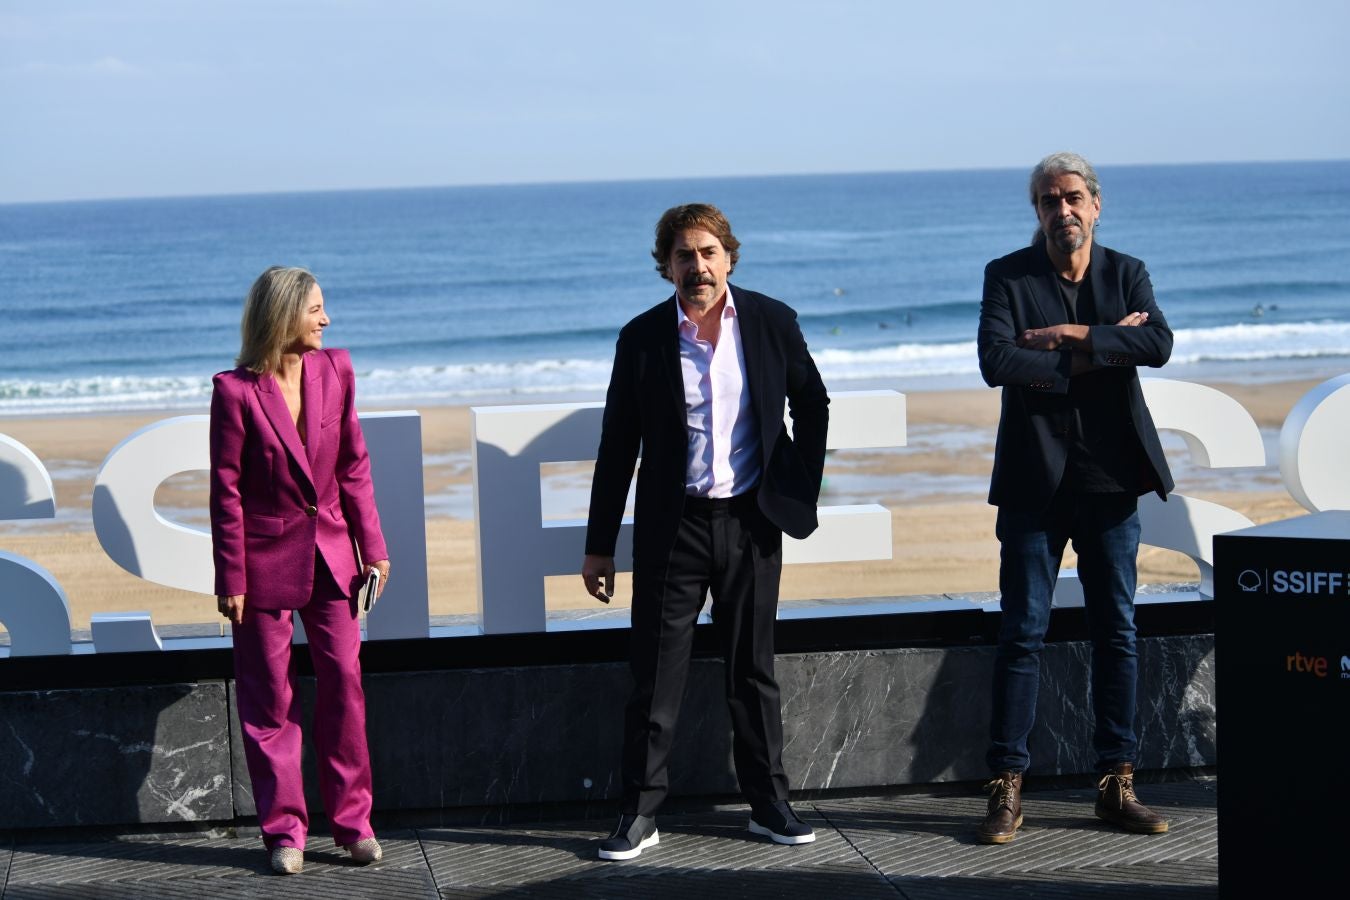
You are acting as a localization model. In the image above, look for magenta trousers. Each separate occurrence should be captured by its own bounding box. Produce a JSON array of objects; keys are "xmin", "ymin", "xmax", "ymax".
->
[{"xmin": 231, "ymin": 558, "xmax": 373, "ymax": 850}]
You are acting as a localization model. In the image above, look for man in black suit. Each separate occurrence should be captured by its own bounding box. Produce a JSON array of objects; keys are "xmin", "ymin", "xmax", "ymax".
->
[
  {"xmin": 582, "ymin": 203, "xmax": 829, "ymax": 860},
  {"xmin": 975, "ymin": 153, "xmax": 1174, "ymax": 844}
]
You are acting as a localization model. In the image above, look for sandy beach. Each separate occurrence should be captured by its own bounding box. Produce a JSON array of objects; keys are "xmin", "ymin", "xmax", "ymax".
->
[{"xmin": 0, "ymin": 375, "xmax": 1330, "ymax": 633}]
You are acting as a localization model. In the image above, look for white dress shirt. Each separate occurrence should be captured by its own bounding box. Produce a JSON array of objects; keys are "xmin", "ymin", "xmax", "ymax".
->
[{"xmin": 677, "ymin": 287, "xmax": 762, "ymax": 498}]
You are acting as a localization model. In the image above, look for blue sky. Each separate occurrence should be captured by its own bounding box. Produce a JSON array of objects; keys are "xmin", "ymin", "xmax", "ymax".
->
[{"xmin": 2, "ymin": 0, "xmax": 1347, "ymax": 203}]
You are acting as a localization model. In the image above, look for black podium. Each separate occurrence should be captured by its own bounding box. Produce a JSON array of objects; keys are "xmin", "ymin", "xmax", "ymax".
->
[{"xmin": 1214, "ymin": 511, "xmax": 1349, "ymax": 894}]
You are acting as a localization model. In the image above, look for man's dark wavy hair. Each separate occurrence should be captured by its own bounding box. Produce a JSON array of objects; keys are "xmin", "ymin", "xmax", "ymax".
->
[{"xmin": 651, "ymin": 203, "xmax": 740, "ymax": 282}]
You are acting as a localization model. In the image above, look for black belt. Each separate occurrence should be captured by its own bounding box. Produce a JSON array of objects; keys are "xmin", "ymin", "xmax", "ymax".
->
[{"xmin": 683, "ymin": 489, "xmax": 758, "ymax": 514}]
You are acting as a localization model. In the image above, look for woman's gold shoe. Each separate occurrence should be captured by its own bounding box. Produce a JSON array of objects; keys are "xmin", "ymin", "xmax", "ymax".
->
[
  {"xmin": 345, "ymin": 837, "xmax": 383, "ymax": 864},
  {"xmin": 270, "ymin": 846, "xmax": 303, "ymax": 875}
]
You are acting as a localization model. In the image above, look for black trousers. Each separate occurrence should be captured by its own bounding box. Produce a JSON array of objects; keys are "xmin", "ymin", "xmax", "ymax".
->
[{"xmin": 621, "ymin": 492, "xmax": 789, "ymax": 816}]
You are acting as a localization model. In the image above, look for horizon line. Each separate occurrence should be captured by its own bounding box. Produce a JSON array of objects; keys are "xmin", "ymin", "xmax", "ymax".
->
[{"xmin": 3, "ymin": 155, "xmax": 1347, "ymax": 208}]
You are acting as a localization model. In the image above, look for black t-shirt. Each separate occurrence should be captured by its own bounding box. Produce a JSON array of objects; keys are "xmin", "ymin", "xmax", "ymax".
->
[{"xmin": 1057, "ymin": 273, "xmax": 1144, "ymax": 494}]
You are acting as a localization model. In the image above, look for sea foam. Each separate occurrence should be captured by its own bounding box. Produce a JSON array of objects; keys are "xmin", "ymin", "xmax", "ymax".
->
[{"xmin": 3, "ymin": 321, "xmax": 1349, "ymax": 416}]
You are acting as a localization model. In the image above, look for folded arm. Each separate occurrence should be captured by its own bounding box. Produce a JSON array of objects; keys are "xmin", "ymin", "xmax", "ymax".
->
[
  {"xmin": 978, "ymin": 263, "xmax": 1171, "ymax": 390},
  {"xmin": 977, "ymin": 272, "xmax": 1076, "ymax": 393},
  {"xmin": 1084, "ymin": 266, "xmax": 1173, "ymax": 369}
]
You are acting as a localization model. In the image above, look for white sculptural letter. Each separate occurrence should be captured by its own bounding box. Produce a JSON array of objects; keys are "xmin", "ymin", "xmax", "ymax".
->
[
  {"xmin": 1279, "ymin": 373, "xmax": 1350, "ymax": 513},
  {"xmin": 1137, "ymin": 378, "xmax": 1266, "ymax": 598},
  {"xmin": 0, "ymin": 435, "xmax": 72, "ymax": 655},
  {"xmin": 90, "ymin": 411, "xmax": 429, "ymax": 643},
  {"xmin": 93, "ymin": 416, "xmax": 214, "ymax": 593},
  {"xmin": 472, "ymin": 390, "xmax": 906, "ymax": 635}
]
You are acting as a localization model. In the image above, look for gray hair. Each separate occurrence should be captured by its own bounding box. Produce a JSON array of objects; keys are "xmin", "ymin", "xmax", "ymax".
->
[
  {"xmin": 1029, "ymin": 152, "xmax": 1101, "ymax": 246},
  {"xmin": 236, "ymin": 266, "xmax": 318, "ymax": 375},
  {"xmin": 1028, "ymin": 151, "xmax": 1101, "ymax": 205}
]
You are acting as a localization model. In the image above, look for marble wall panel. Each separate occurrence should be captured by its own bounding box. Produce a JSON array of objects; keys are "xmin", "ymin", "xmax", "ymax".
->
[
  {"xmin": 5, "ymin": 634, "xmax": 1215, "ymax": 829},
  {"xmin": 0, "ymin": 682, "xmax": 232, "ymax": 829},
  {"xmin": 1026, "ymin": 634, "xmax": 1217, "ymax": 777},
  {"xmin": 225, "ymin": 682, "xmax": 254, "ymax": 818},
  {"xmin": 225, "ymin": 635, "xmax": 1214, "ymax": 814},
  {"xmin": 226, "ymin": 663, "xmax": 633, "ymax": 821},
  {"xmin": 782, "ymin": 645, "xmax": 995, "ymax": 789}
]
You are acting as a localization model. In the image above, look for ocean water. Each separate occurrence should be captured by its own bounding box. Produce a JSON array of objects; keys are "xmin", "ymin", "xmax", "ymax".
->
[{"xmin": 2, "ymin": 161, "xmax": 1348, "ymax": 415}]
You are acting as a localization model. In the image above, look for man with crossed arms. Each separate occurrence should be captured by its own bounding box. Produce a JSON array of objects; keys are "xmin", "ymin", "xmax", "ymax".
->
[{"xmin": 976, "ymin": 152, "xmax": 1174, "ymax": 844}]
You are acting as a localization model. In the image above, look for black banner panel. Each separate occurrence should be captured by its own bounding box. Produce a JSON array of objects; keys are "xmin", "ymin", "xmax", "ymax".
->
[{"xmin": 1214, "ymin": 511, "xmax": 1349, "ymax": 894}]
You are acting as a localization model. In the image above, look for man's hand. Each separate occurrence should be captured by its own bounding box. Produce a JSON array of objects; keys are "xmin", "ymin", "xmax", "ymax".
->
[
  {"xmin": 1017, "ymin": 323, "xmax": 1089, "ymax": 351},
  {"xmin": 1066, "ymin": 313, "xmax": 1147, "ymax": 375},
  {"xmin": 1019, "ymin": 312, "xmax": 1145, "ymax": 352},
  {"xmin": 581, "ymin": 554, "xmax": 615, "ymax": 603}
]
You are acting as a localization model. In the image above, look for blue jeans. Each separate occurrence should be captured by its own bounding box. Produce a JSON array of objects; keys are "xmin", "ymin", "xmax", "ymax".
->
[{"xmin": 987, "ymin": 490, "xmax": 1141, "ymax": 774}]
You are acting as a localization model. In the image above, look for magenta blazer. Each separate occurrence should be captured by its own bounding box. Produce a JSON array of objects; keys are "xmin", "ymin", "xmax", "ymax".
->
[{"xmin": 209, "ymin": 348, "xmax": 387, "ymax": 609}]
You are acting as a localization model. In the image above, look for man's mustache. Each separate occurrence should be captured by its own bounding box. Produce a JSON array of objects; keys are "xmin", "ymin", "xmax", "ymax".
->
[
  {"xmin": 1053, "ymin": 215, "xmax": 1082, "ymax": 231},
  {"xmin": 682, "ymin": 274, "xmax": 717, "ymax": 288}
]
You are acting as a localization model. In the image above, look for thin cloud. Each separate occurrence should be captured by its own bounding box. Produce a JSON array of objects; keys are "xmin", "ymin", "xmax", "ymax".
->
[{"xmin": 20, "ymin": 56, "xmax": 141, "ymax": 77}]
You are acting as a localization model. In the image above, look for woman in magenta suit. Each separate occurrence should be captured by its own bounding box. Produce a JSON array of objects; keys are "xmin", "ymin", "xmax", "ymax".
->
[{"xmin": 210, "ymin": 266, "xmax": 391, "ymax": 875}]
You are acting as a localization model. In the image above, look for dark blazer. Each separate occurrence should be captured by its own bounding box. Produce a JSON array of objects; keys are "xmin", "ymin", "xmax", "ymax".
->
[
  {"xmin": 209, "ymin": 348, "xmax": 387, "ymax": 608},
  {"xmin": 585, "ymin": 285, "xmax": 829, "ymax": 566},
  {"xmin": 977, "ymin": 242, "xmax": 1174, "ymax": 511}
]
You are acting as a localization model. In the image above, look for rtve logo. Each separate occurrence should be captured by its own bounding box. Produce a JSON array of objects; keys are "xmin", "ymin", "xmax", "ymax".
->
[{"xmin": 1287, "ymin": 651, "xmax": 1329, "ymax": 677}]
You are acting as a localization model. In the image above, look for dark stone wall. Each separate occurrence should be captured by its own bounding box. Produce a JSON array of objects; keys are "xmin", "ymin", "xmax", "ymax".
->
[
  {"xmin": 1, "ymin": 635, "xmax": 1215, "ymax": 830},
  {"xmin": 0, "ymin": 682, "xmax": 231, "ymax": 829}
]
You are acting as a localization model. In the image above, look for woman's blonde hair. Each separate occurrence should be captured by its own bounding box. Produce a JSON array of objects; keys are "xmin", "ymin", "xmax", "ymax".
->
[{"xmin": 236, "ymin": 266, "xmax": 318, "ymax": 374}]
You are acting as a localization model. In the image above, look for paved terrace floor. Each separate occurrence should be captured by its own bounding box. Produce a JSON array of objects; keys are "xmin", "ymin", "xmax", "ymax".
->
[{"xmin": 0, "ymin": 773, "xmax": 1217, "ymax": 899}]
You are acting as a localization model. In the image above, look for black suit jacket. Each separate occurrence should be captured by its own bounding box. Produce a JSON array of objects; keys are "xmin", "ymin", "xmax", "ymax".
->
[
  {"xmin": 977, "ymin": 241, "xmax": 1174, "ymax": 511},
  {"xmin": 585, "ymin": 285, "xmax": 830, "ymax": 566}
]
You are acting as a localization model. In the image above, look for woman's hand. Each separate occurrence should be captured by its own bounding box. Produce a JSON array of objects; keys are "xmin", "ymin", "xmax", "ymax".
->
[
  {"xmin": 218, "ymin": 594, "xmax": 246, "ymax": 626},
  {"xmin": 365, "ymin": 560, "xmax": 390, "ymax": 599}
]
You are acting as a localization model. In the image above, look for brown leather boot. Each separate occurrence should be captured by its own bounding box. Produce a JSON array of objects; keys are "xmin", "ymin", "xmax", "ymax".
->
[
  {"xmin": 1095, "ymin": 763, "xmax": 1169, "ymax": 834},
  {"xmin": 977, "ymin": 771, "xmax": 1023, "ymax": 844}
]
